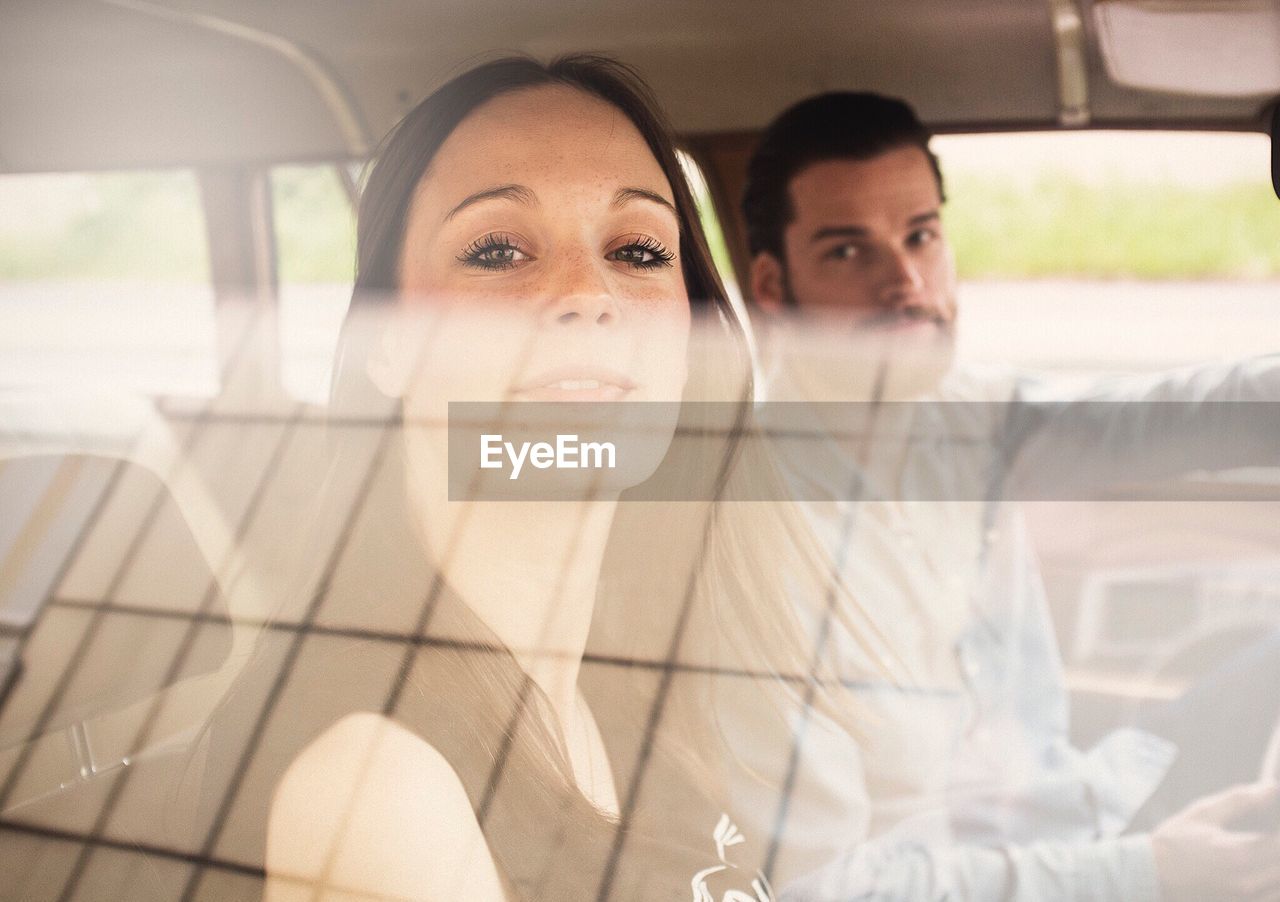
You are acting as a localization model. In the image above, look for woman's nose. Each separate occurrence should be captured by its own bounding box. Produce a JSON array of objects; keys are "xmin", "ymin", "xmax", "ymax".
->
[{"xmin": 543, "ymin": 256, "xmax": 621, "ymax": 326}]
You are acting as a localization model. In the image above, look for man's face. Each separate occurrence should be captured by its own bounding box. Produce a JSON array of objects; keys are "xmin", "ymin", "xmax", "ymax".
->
[{"xmin": 752, "ymin": 145, "xmax": 958, "ymax": 373}]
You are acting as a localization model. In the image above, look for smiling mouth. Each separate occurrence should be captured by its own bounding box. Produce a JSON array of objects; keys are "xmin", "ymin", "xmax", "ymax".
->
[
  {"xmin": 546, "ymin": 379, "xmax": 610, "ymax": 390},
  {"xmin": 513, "ymin": 368, "xmax": 638, "ymax": 400}
]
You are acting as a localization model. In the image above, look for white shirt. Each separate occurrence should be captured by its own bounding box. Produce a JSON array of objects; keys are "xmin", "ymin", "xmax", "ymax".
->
[{"xmin": 737, "ymin": 349, "xmax": 1280, "ymax": 901}]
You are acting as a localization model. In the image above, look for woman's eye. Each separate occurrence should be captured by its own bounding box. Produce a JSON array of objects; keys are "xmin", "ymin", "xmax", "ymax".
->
[
  {"xmin": 608, "ymin": 239, "xmax": 675, "ymax": 270},
  {"xmin": 457, "ymin": 235, "xmax": 529, "ymax": 271}
]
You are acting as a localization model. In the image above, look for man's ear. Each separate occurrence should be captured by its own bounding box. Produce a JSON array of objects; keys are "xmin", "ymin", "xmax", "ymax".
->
[{"xmin": 749, "ymin": 252, "xmax": 786, "ymax": 314}]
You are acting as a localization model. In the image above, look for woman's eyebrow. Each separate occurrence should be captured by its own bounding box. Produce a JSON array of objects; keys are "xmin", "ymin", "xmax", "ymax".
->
[
  {"xmin": 613, "ymin": 187, "xmax": 677, "ymax": 218},
  {"xmin": 445, "ymin": 184, "xmax": 536, "ymax": 220}
]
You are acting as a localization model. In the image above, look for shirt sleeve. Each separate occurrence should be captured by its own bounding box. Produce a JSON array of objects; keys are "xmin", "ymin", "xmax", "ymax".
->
[
  {"xmin": 778, "ymin": 831, "xmax": 1162, "ymax": 902},
  {"xmin": 1002, "ymin": 354, "xmax": 1280, "ymax": 498}
]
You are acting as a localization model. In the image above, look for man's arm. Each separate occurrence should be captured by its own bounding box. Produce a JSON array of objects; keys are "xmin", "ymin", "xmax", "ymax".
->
[
  {"xmin": 1002, "ymin": 355, "xmax": 1280, "ymax": 498},
  {"xmin": 779, "ymin": 827, "xmax": 1161, "ymax": 902}
]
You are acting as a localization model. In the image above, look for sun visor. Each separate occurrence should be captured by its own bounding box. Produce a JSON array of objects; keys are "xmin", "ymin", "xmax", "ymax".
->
[{"xmin": 1094, "ymin": 0, "xmax": 1280, "ymax": 97}]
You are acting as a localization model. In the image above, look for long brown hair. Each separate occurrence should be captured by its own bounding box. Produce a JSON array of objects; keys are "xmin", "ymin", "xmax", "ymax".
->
[{"xmin": 323, "ymin": 52, "xmax": 886, "ymax": 896}]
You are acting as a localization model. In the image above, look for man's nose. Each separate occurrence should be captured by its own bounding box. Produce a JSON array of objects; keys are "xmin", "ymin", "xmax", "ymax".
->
[
  {"xmin": 878, "ymin": 249, "xmax": 925, "ymax": 307},
  {"xmin": 543, "ymin": 255, "xmax": 620, "ymax": 326}
]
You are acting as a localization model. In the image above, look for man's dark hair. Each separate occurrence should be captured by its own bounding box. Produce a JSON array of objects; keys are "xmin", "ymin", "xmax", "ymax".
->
[{"xmin": 742, "ymin": 92, "xmax": 945, "ymax": 259}]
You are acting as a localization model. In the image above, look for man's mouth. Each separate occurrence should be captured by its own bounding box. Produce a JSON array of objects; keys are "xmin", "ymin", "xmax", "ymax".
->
[{"xmin": 859, "ymin": 311, "xmax": 950, "ymax": 334}]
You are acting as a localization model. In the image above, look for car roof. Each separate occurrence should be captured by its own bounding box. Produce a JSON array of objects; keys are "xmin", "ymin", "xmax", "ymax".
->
[{"xmin": 3, "ymin": 0, "xmax": 1276, "ymax": 173}]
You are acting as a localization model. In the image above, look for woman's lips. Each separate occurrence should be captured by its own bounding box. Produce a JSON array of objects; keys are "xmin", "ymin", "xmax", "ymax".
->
[{"xmin": 512, "ymin": 366, "xmax": 638, "ymax": 401}]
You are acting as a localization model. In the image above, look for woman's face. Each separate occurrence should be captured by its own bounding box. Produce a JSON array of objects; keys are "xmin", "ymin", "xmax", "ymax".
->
[
  {"xmin": 387, "ymin": 84, "xmax": 691, "ymax": 408},
  {"xmin": 378, "ymin": 84, "xmax": 693, "ymax": 497}
]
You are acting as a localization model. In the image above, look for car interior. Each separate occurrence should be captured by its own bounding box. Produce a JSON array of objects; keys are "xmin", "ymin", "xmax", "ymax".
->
[{"xmin": 2, "ymin": 1, "xmax": 1279, "ymax": 899}]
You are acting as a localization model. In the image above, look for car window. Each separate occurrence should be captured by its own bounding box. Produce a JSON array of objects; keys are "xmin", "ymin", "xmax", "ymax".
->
[
  {"xmin": 679, "ymin": 150, "xmax": 744, "ymax": 311},
  {"xmin": 270, "ymin": 164, "xmax": 357, "ymax": 403},
  {"xmin": 935, "ymin": 130, "xmax": 1280, "ymax": 374},
  {"xmin": 0, "ymin": 170, "xmax": 218, "ymax": 397}
]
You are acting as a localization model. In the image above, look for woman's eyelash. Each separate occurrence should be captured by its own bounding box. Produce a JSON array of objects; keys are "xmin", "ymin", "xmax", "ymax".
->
[
  {"xmin": 457, "ymin": 234, "xmax": 675, "ymax": 272},
  {"xmin": 611, "ymin": 236, "xmax": 676, "ymax": 269},
  {"xmin": 457, "ymin": 233, "xmax": 523, "ymax": 270}
]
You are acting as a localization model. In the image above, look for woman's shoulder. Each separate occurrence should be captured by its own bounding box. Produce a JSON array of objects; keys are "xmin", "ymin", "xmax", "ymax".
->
[{"xmin": 266, "ymin": 712, "xmax": 507, "ymax": 901}]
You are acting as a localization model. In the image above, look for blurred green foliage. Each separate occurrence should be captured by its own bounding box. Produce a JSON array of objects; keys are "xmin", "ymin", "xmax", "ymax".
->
[
  {"xmin": 2, "ymin": 164, "xmax": 1278, "ymax": 284},
  {"xmin": 270, "ymin": 165, "xmax": 357, "ymax": 284},
  {"xmin": 0, "ymin": 170, "xmax": 208, "ymax": 281},
  {"xmin": 945, "ymin": 172, "xmax": 1280, "ymax": 280}
]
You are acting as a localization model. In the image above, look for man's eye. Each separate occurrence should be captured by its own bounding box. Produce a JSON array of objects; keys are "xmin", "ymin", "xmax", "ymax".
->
[
  {"xmin": 458, "ymin": 234, "xmax": 529, "ymax": 270},
  {"xmin": 608, "ymin": 238, "xmax": 675, "ymax": 270},
  {"xmin": 826, "ymin": 243, "xmax": 860, "ymax": 261},
  {"xmin": 907, "ymin": 228, "xmax": 937, "ymax": 247}
]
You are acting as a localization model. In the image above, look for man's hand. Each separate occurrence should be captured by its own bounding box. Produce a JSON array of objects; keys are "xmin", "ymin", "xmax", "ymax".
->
[{"xmin": 1152, "ymin": 782, "xmax": 1280, "ymax": 901}]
